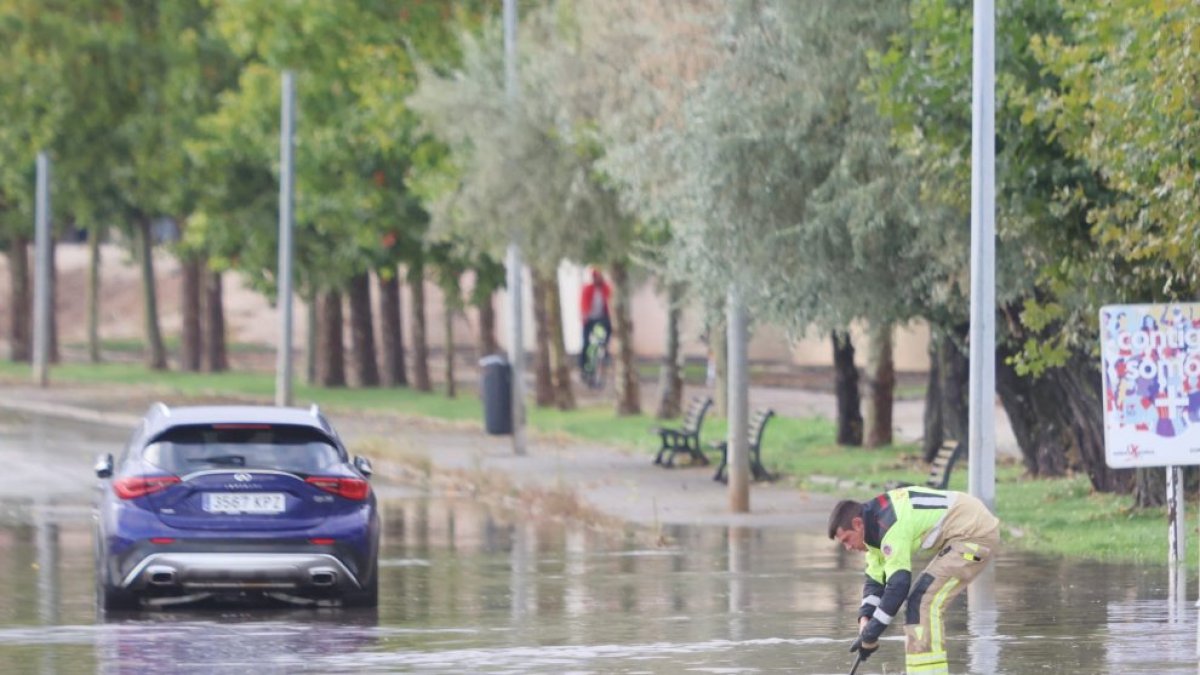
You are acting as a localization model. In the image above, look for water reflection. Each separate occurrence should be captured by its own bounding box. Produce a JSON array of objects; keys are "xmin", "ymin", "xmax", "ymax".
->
[
  {"xmin": 95, "ymin": 610, "xmax": 381, "ymax": 675},
  {"xmin": 0, "ymin": 494, "xmax": 1198, "ymax": 673},
  {"xmin": 967, "ymin": 562, "xmax": 999, "ymax": 674},
  {"xmin": 1, "ymin": 410, "xmax": 1200, "ymax": 672}
]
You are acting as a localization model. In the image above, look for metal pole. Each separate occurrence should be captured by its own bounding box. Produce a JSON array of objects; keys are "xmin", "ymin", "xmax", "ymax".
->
[
  {"xmin": 727, "ymin": 286, "xmax": 749, "ymax": 512},
  {"xmin": 504, "ymin": 0, "xmax": 519, "ymax": 102},
  {"xmin": 503, "ymin": 0, "xmax": 526, "ymax": 455},
  {"xmin": 506, "ymin": 244, "xmax": 526, "ymax": 455},
  {"xmin": 967, "ymin": 0, "xmax": 996, "ymax": 510},
  {"xmin": 1168, "ymin": 466, "xmax": 1184, "ymax": 567},
  {"xmin": 32, "ymin": 152, "xmax": 51, "ymax": 387},
  {"xmin": 276, "ymin": 70, "xmax": 296, "ymax": 407}
]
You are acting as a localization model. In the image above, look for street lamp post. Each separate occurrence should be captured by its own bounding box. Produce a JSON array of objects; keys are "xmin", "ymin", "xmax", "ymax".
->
[
  {"xmin": 276, "ymin": 70, "xmax": 296, "ymax": 407},
  {"xmin": 967, "ymin": 0, "xmax": 996, "ymax": 510},
  {"xmin": 503, "ymin": 0, "xmax": 526, "ymax": 455}
]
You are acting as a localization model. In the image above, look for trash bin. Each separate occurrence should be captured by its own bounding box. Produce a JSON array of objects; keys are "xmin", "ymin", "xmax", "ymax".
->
[{"xmin": 479, "ymin": 354, "xmax": 513, "ymax": 435}]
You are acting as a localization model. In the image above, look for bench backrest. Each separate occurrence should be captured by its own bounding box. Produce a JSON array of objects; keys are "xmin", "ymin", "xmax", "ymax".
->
[
  {"xmin": 926, "ymin": 440, "xmax": 964, "ymax": 489},
  {"xmin": 682, "ymin": 396, "xmax": 713, "ymax": 434},
  {"xmin": 747, "ymin": 408, "xmax": 775, "ymax": 447}
]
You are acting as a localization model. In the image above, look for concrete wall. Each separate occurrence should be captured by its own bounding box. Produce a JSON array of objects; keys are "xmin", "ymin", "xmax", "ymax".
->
[
  {"xmin": 494, "ymin": 262, "xmax": 931, "ymax": 372},
  {"xmin": 0, "ymin": 245, "xmax": 929, "ymax": 371}
]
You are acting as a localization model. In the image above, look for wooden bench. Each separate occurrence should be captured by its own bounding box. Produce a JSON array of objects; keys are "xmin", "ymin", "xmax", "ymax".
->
[
  {"xmin": 652, "ymin": 395, "xmax": 713, "ymax": 467},
  {"xmin": 710, "ymin": 408, "xmax": 775, "ymax": 483},
  {"xmin": 885, "ymin": 440, "xmax": 965, "ymax": 491}
]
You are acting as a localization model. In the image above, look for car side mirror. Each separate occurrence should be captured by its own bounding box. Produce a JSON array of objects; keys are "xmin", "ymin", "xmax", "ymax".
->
[
  {"xmin": 353, "ymin": 455, "xmax": 373, "ymax": 478},
  {"xmin": 94, "ymin": 453, "xmax": 114, "ymax": 479}
]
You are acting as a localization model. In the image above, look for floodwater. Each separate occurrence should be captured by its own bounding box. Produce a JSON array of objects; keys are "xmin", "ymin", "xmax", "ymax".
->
[{"xmin": 0, "ymin": 410, "xmax": 1197, "ymax": 674}]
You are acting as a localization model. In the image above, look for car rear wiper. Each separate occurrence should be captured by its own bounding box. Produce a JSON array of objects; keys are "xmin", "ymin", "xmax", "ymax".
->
[{"xmin": 190, "ymin": 454, "xmax": 246, "ymax": 466}]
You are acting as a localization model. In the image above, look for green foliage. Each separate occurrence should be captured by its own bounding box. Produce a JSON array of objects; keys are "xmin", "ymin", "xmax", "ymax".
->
[
  {"xmin": 1033, "ymin": 0, "xmax": 1200, "ymax": 298},
  {"xmin": 409, "ymin": 2, "xmax": 637, "ymax": 273},
  {"xmin": 865, "ymin": 0, "xmax": 1177, "ymax": 378},
  {"xmin": 599, "ymin": 1, "xmax": 935, "ymax": 337},
  {"xmin": 187, "ymin": 0, "xmax": 477, "ymax": 297}
]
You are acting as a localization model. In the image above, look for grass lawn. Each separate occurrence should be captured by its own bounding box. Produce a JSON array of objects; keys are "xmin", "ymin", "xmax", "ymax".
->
[{"xmin": 0, "ymin": 360, "xmax": 1187, "ymax": 566}]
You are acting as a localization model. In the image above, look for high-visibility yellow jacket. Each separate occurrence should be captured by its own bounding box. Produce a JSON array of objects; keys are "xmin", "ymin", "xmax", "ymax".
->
[{"xmin": 857, "ymin": 487, "xmax": 997, "ymax": 643}]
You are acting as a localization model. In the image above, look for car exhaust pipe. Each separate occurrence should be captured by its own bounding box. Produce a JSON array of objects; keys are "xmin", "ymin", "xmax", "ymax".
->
[
  {"xmin": 310, "ymin": 568, "xmax": 337, "ymax": 587},
  {"xmin": 147, "ymin": 565, "xmax": 177, "ymax": 586}
]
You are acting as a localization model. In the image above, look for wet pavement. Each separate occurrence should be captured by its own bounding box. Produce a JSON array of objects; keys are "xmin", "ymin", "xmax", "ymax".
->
[{"xmin": 0, "ymin": 410, "xmax": 1197, "ymax": 674}]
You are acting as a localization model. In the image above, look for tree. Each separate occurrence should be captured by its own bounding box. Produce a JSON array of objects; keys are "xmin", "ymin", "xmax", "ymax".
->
[
  {"xmin": 411, "ymin": 5, "xmax": 655, "ymax": 415},
  {"xmin": 188, "ymin": 0, "xmax": 465, "ymax": 389},
  {"xmin": 1023, "ymin": 0, "xmax": 1200, "ymax": 503},
  {"xmin": 429, "ymin": 240, "xmax": 471, "ymax": 398},
  {"xmin": 599, "ymin": 2, "xmax": 933, "ymax": 442},
  {"xmin": 866, "ymin": 0, "xmax": 1141, "ymax": 492}
]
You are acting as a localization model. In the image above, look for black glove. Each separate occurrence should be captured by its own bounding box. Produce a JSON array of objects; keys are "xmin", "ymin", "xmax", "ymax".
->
[{"xmin": 850, "ymin": 637, "xmax": 879, "ymax": 661}]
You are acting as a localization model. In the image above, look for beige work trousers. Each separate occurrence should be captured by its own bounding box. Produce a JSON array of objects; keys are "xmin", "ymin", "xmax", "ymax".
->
[{"xmin": 903, "ymin": 526, "xmax": 1000, "ymax": 674}]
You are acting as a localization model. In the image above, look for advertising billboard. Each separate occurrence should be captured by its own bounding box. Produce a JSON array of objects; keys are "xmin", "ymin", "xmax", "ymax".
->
[{"xmin": 1101, "ymin": 303, "xmax": 1200, "ymax": 468}]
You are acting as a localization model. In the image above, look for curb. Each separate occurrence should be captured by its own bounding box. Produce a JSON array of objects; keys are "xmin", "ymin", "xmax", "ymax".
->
[{"xmin": 0, "ymin": 398, "xmax": 140, "ymax": 430}]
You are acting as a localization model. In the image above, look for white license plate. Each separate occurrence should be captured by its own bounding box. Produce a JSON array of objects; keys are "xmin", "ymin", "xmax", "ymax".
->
[{"xmin": 203, "ymin": 492, "xmax": 286, "ymax": 514}]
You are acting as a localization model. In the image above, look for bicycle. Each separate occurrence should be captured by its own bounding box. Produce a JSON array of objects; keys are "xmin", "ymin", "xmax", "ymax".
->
[{"xmin": 581, "ymin": 322, "xmax": 610, "ymax": 390}]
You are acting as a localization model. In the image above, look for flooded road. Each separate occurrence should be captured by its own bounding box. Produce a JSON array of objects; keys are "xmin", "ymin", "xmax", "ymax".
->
[{"xmin": 0, "ymin": 409, "xmax": 1197, "ymax": 673}]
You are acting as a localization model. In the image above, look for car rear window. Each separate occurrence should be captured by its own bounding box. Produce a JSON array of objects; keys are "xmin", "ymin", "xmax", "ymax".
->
[{"xmin": 142, "ymin": 425, "xmax": 343, "ymax": 474}]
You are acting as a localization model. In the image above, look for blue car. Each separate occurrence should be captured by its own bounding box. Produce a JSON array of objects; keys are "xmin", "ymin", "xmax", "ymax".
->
[{"xmin": 93, "ymin": 403, "xmax": 379, "ymax": 611}]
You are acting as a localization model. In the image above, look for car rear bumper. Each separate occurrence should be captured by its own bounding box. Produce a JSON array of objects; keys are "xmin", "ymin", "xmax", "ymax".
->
[{"xmin": 120, "ymin": 552, "xmax": 362, "ymax": 592}]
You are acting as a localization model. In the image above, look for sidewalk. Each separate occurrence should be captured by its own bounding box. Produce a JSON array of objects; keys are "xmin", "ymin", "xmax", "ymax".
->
[
  {"xmin": 0, "ymin": 382, "xmax": 843, "ymax": 532},
  {"xmin": 0, "ymin": 378, "xmax": 1021, "ymax": 533}
]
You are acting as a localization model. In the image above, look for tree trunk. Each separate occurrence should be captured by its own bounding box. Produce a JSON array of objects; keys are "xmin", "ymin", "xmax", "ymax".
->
[
  {"xmin": 202, "ymin": 268, "xmax": 228, "ymax": 372},
  {"xmin": 409, "ymin": 265, "xmax": 432, "ymax": 392},
  {"xmin": 137, "ymin": 217, "xmax": 167, "ymax": 370},
  {"xmin": 995, "ymin": 346, "xmax": 1055, "ymax": 477},
  {"xmin": 1133, "ymin": 468, "xmax": 1166, "ymax": 508},
  {"xmin": 922, "ymin": 330, "xmax": 943, "ymax": 462},
  {"xmin": 347, "ymin": 272, "xmax": 379, "ymax": 387},
  {"xmin": 316, "ymin": 290, "xmax": 346, "ymax": 387},
  {"xmin": 713, "ymin": 319, "xmax": 728, "ymax": 418},
  {"xmin": 546, "ymin": 274, "xmax": 575, "ymax": 411},
  {"xmin": 997, "ymin": 342, "xmax": 1131, "ymax": 494},
  {"xmin": 531, "ymin": 270, "xmax": 554, "ymax": 407},
  {"xmin": 939, "ymin": 325, "xmax": 971, "ymax": 448},
  {"xmin": 8, "ymin": 235, "xmax": 31, "ymax": 362},
  {"xmin": 180, "ymin": 255, "xmax": 203, "ymax": 372},
  {"xmin": 655, "ymin": 281, "xmax": 685, "ymax": 420},
  {"xmin": 443, "ymin": 300, "xmax": 456, "ymax": 398},
  {"xmin": 832, "ymin": 330, "xmax": 863, "ymax": 446},
  {"xmin": 610, "ymin": 260, "xmax": 641, "ymax": 415},
  {"xmin": 378, "ymin": 270, "xmax": 407, "ymax": 387},
  {"xmin": 86, "ymin": 227, "xmax": 102, "ymax": 362},
  {"xmin": 304, "ymin": 289, "xmax": 317, "ymax": 383},
  {"xmin": 477, "ymin": 291, "xmax": 499, "ymax": 356},
  {"xmin": 865, "ymin": 320, "xmax": 895, "ymax": 448}
]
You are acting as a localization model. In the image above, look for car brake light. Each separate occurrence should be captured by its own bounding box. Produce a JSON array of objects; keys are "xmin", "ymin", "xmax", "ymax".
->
[
  {"xmin": 150, "ymin": 537, "xmax": 176, "ymax": 545},
  {"xmin": 114, "ymin": 475, "xmax": 181, "ymax": 499},
  {"xmin": 309, "ymin": 538, "xmax": 335, "ymax": 545},
  {"xmin": 305, "ymin": 477, "xmax": 370, "ymax": 501}
]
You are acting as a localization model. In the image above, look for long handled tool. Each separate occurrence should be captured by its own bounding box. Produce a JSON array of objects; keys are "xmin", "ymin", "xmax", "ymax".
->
[{"xmin": 847, "ymin": 652, "xmax": 863, "ymax": 675}]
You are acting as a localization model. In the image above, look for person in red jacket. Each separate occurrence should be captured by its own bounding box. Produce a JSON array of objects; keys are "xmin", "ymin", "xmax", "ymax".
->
[{"xmin": 579, "ymin": 267, "xmax": 612, "ymax": 371}]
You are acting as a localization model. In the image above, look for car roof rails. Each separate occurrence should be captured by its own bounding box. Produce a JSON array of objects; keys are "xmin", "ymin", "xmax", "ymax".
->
[
  {"xmin": 147, "ymin": 401, "xmax": 171, "ymax": 419},
  {"xmin": 307, "ymin": 403, "xmax": 337, "ymax": 437}
]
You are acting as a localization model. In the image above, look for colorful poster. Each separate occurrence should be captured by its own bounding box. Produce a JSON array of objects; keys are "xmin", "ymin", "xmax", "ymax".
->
[{"xmin": 1101, "ymin": 303, "xmax": 1200, "ymax": 468}]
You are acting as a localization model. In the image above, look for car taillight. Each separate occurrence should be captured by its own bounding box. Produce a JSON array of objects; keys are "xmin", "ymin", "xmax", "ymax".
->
[
  {"xmin": 114, "ymin": 475, "xmax": 180, "ymax": 499},
  {"xmin": 305, "ymin": 477, "xmax": 370, "ymax": 501}
]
